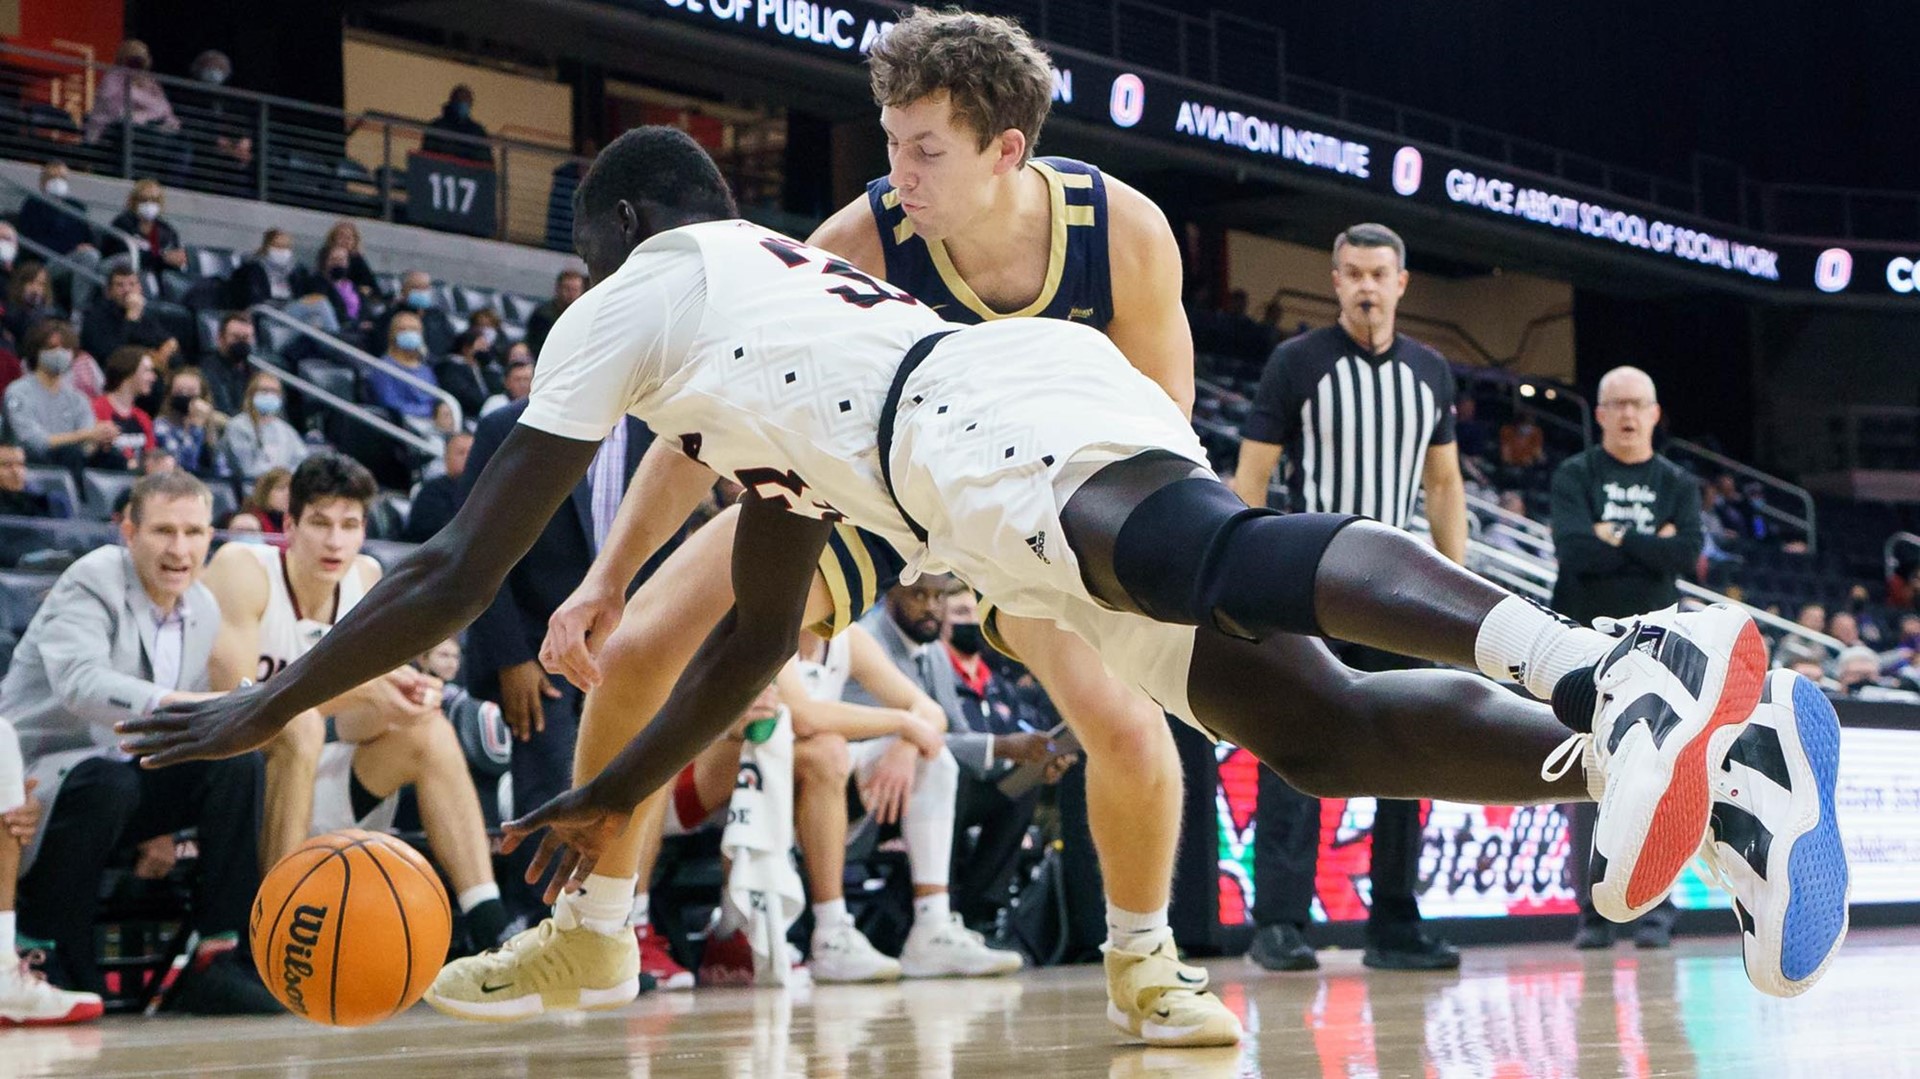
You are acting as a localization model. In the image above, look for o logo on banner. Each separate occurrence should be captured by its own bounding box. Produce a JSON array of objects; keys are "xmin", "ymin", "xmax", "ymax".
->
[
  {"xmin": 1392, "ymin": 146, "xmax": 1423, "ymax": 197},
  {"xmin": 1814, "ymin": 248, "xmax": 1853, "ymax": 294},
  {"xmin": 1109, "ymin": 74, "xmax": 1145, "ymax": 128}
]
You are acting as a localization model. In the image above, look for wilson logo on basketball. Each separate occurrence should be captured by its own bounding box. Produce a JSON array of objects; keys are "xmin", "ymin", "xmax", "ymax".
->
[{"xmin": 281, "ymin": 903, "xmax": 331, "ymax": 1016}]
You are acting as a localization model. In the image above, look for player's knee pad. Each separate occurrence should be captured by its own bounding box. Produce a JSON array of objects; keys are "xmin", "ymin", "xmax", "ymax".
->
[{"xmin": 1109, "ymin": 477, "xmax": 1358, "ymax": 640}]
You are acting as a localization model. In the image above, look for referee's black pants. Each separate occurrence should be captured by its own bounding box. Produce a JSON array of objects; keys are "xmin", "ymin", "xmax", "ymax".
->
[{"xmin": 1251, "ymin": 642, "xmax": 1427, "ymax": 936}]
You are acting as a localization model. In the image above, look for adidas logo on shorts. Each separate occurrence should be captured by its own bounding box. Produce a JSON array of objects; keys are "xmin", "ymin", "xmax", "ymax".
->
[{"xmin": 1026, "ymin": 532, "xmax": 1050, "ymax": 564}]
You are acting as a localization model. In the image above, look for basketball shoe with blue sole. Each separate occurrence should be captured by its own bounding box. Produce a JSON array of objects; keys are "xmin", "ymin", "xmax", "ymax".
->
[
  {"xmin": 1583, "ymin": 605, "xmax": 1769, "ymax": 924},
  {"xmin": 1697, "ymin": 670, "xmax": 1850, "ymax": 997}
]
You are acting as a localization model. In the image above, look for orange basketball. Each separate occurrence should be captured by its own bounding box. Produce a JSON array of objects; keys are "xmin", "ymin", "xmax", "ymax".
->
[{"xmin": 250, "ymin": 829, "xmax": 452, "ymax": 1026}]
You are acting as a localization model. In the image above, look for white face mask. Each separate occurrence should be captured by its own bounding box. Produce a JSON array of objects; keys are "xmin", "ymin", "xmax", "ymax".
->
[
  {"xmin": 0, "ymin": 241, "xmax": 16, "ymax": 265},
  {"xmin": 43, "ymin": 178, "xmax": 69, "ymax": 199},
  {"xmin": 135, "ymin": 201, "xmax": 161, "ymax": 222},
  {"xmin": 265, "ymin": 247, "xmax": 295, "ymax": 269}
]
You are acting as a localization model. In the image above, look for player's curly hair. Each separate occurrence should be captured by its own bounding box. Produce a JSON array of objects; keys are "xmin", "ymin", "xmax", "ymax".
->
[
  {"xmin": 576, "ymin": 125, "xmax": 738, "ymax": 226},
  {"xmin": 867, "ymin": 7, "xmax": 1054, "ymax": 158}
]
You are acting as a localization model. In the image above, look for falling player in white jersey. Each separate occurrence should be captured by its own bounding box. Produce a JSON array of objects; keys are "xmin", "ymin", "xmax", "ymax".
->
[{"xmin": 125, "ymin": 127, "xmax": 1851, "ymax": 1005}]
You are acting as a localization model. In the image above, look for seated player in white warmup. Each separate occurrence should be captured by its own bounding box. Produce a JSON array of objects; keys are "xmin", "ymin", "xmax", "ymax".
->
[
  {"xmin": 122, "ymin": 127, "xmax": 1853, "ymax": 1013},
  {"xmin": 200, "ymin": 453, "xmax": 510, "ymax": 949},
  {"xmin": 774, "ymin": 616, "xmax": 1023, "ymax": 983}
]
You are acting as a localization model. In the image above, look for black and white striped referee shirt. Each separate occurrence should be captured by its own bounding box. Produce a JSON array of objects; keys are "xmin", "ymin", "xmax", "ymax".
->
[{"xmin": 1242, "ymin": 325, "xmax": 1456, "ymax": 529}]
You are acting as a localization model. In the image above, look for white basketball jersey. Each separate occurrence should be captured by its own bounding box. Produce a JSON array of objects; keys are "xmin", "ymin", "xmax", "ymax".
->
[
  {"xmin": 792, "ymin": 632, "xmax": 853, "ymax": 704},
  {"xmin": 519, "ymin": 219, "xmax": 949, "ymax": 561},
  {"xmin": 244, "ymin": 544, "xmax": 368, "ymax": 684}
]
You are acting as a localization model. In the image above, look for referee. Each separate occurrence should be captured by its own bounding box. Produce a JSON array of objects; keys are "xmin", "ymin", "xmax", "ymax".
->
[{"xmin": 1229, "ymin": 223, "xmax": 1466, "ymax": 971}]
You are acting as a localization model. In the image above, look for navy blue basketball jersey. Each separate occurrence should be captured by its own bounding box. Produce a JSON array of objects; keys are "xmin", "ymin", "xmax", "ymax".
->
[{"xmin": 865, "ymin": 156, "xmax": 1113, "ymax": 329}]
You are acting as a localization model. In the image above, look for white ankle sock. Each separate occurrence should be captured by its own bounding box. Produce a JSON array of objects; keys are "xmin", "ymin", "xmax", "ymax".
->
[
  {"xmin": 628, "ymin": 890, "xmax": 650, "ymax": 929},
  {"xmin": 456, "ymin": 882, "xmax": 501, "ymax": 914},
  {"xmin": 558, "ymin": 874, "xmax": 637, "ymax": 937},
  {"xmin": 1105, "ymin": 901, "xmax": 1172, "ymax": 955},
  {"xmin": 1474, "ymin": 595, "xmax": 1613, "ymax": 700},
  {"xmin": 812, "ymin": 898, "xmax": 850, "ymax": 931},
  {"xmin": 0, "ymin": 910, "xmax": 14, "ymax": 958},
  {"xmin": 912, "ymin": 893, "xmax": 950, "ymax": 926}
]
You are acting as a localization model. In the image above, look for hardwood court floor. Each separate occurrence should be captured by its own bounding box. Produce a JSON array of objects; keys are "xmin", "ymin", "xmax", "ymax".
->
[{"xmin": 7, "ymin": 927, "xmax": 1919, "ymax": 1079}]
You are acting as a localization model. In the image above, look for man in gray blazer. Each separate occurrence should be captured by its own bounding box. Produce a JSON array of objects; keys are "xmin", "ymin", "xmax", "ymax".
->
[{"xmin": 7, "ymin": 473, "xmax": 278, "ymax": 1013}]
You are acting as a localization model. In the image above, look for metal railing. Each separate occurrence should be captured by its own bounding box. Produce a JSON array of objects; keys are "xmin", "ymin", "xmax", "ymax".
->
[
  {"xmin": 1885, "ymin": 532, "xmax": 1920, "ymax": 582},
  {"xmin": 1442, "ymin": 511, "xmax": 1845, "ymax": 657},
  {"xmin": 1667, "ymin": 436, "xmax": 1817, "ymax": 554},
  {"xmin": 0, "ymin": 43, "xmax": 590, "ymax": 251},
  {"xmin": 0, "ymin": 168, "xmax": 143, "ymax": 283},
  {"xmin": 245, "ymin": 352, "xmax": 441, "ymax": 459},
  {"xmin": 248, "ymin": 304, "xmax": 461, "ymax": 431}
]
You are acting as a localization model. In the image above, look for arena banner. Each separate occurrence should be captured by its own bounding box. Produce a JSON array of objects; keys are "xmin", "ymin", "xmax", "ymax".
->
[
  {"xmin": 1214, "ymin": 724, "xmax": 1920, "ymax": 924},
  {"xmin": 616, "ymin": 0, "xmax": 1910, "ymax": 299}
]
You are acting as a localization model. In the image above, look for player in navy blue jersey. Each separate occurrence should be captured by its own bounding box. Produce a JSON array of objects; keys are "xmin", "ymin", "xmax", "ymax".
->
[{"xmin": 525, "ymin": 8, "xmax": 1233, "ymax": 1046}]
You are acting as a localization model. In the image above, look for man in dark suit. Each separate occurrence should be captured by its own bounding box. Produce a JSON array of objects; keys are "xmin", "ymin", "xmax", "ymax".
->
[{"xmin": 459, "ymin": 400, "xmax": 671, "ymax": 917}]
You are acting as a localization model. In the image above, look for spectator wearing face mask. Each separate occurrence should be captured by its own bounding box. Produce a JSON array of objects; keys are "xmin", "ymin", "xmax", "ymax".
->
[
  {"xmin": 4, "ymin": 322, "xmax": 122, "ymax": 473},
  {"xmin": 525, "ymin": 269, "xmax": 585, "ymax": 357},
  {"xmin": 216, "ymin": 370, "xmax": 307, "ymax": 480},
  {"xmin": 199, "ymin": 311, "xmax": 256, "ymax": 417},
  {"xmin": 315, "ymin": 221, "xmax": 382, "ymax": 299},
  {"xmin": 17, "ymin": 162, "xmax": 97, "ymax": 261},
  {"xmin": 176, "ymin": 50, "xmax": 254, "ymax": 169},
  {"xmin": 316, "ymin": 245, "xmax": 378, "ymax": 350},
  {"xmin": 0, "ymin": 223, "xmax": 19, "ymax": 279},
  {"xmin": 107, "ymin": 178, "xmax": 189, "ymax": 281},
  {"xmin": 153, "ymin": 366, "xmax": 219, "ymax": 475},
  {"xmin": 84, "ymin": 40, "xmax": 182, "ymax": 145},
  {"xmin": 228, "ymin": 228, "xmax": 337, "ymax": 333},
  {"xmin": 378, "ymin": 270, "xmax": 456, "ymax": 358},
  {"xmin": 368, "ymin": 310, "xmax": 443, "ymax": 422},
  {"xmin": 480, "ymin": 356, "xmax": 532, "ymax": 418},
  {"xmin": 421, "ymin": 85, "xmax": 492, "ymax": 167},
  {"xmin": 434, "ymin": 328, "xmax": 494, "ymax": 421}
]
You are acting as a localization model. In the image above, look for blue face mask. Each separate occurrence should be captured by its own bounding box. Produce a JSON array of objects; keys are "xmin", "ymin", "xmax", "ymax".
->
[
  {"xmin": 453, "ymin": 101, "xmax": 472, "ymax": 120},
  {"xmin": 252, "ymin": 392, "xmax": 283, "ymax": 416},
  {"xmin": 395, "ymin": 330, "xmax": 425, "ymax": 353},
  {"xmin": 407, "ymin": 289, "xmax": 435, "ymax": 310}
]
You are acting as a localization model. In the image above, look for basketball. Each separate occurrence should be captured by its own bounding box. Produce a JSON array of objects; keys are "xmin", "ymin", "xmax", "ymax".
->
[{"xmin": 249, "ymin": 829, "xmax": 452, "ymax": 1026}]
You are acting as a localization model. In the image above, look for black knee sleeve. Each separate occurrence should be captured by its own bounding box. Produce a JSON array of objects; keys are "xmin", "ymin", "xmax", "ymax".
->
[{"xmin": 1108, "ymin": 477, "xmax": 1359, "ymax": 639}]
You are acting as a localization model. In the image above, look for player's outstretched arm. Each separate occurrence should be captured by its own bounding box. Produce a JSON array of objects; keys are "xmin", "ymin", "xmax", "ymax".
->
[
  {"xmin": 540, "ymin": 438, "xmax": 719, "ymax": 689},
  {"xmin": 501, "ymin": 492, "xmax": 831, "ymax": 888},
  {"xmin": 117, "ymin": 425, "xmax": 602, "ymax": 766}
]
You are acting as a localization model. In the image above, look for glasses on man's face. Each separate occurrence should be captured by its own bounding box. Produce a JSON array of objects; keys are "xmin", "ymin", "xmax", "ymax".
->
[{"xmin": 1599, "ymin": 398, "xmax": 1656, "ymax": 413}]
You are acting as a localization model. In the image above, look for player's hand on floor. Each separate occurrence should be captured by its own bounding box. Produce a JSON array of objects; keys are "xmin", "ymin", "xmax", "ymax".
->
[
  {"xmin": 116, "ymin": 683, "xmax": 292, "ymax": 767},
  {"xmin": 503, "ymin": 782, "xmax": 630, "ymax": 904},
  {"xmin": 540, "ymin": 583, "xmax": 626, "ymax": 690}
]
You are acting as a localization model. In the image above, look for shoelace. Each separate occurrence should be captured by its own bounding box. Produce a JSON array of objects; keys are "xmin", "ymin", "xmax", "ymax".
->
[{"xmin": 1541, "ymin": 732, "xmax": 1591, "ymax": 783}]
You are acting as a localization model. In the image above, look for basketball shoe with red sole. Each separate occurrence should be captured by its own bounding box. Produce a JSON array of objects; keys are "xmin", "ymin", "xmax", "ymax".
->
[
  {"xmin": 1586, "ymin": 604, "xmax": 1768, "ymax": 923},
  {"xmin": 633, "ymin": 924, "xmax": 694, "ymax": 991}
]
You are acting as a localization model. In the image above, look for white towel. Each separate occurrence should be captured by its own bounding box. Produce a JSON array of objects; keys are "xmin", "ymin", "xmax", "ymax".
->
[{"xmin": 719, "ymin": 708, "xmax": 806, "ymax": 986}]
